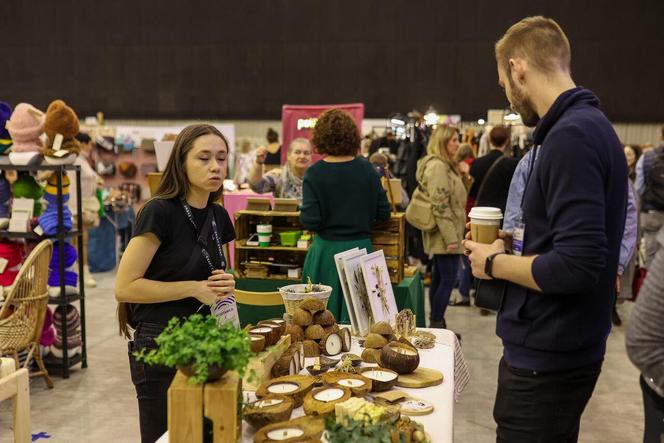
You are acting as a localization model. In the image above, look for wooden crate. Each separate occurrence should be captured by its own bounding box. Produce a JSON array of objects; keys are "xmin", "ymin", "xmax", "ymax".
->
[
  {"xmin": 243, "ymin": 334, "xmax": 291, "ymax": 391},
  {"xmin": 234, "ymin": 211, "xmax": 308, "ymax": 281},
  {"xmin": 234, "ymin": 210, "xmax": 406, "ymax": 284},
  {"xmin": 371, "ymin": 213, "xmax": 405, "ymax": 283},
  {"xmin": 168, "ymin": 370, "xmax": 242, "ymax": 443}
]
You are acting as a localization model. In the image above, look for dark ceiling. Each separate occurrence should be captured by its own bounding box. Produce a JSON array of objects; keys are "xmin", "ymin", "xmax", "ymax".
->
[{"xmin": 1, "ymin": 1, "xmax": 662, "ymax": 121}]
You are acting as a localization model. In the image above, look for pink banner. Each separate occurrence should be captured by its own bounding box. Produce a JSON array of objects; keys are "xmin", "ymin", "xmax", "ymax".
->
[{"xmin": 281, "ymin": 103, "xmax": 364, "ymax": 164}]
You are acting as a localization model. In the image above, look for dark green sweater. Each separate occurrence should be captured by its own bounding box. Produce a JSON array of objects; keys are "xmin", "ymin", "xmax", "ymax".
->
[{"xmin": 300, "ymin": 157, "xmax": 391, "ymax": 240}]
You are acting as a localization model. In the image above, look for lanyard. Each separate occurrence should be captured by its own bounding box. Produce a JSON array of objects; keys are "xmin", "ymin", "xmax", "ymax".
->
[{"xmin": 180, "ymin": 199, "xmax": 226, "ymax": 272}]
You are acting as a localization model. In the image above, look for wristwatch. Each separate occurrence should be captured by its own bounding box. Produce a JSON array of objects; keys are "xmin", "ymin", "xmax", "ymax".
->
[{"xmin": 484, "ymin": 252, "xmax": 506, "ymax": 279}]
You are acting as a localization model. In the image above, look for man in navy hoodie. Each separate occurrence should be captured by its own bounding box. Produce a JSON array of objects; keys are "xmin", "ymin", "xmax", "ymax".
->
[{"xmin": 463, "ymin": 16, "xmax": 627, "ymax": 442}]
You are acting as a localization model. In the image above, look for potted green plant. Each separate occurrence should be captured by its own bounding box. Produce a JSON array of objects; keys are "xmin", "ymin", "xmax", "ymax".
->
[{"xmin": 134, "ymin": 314, "xmax": 252, "ymax": 385}]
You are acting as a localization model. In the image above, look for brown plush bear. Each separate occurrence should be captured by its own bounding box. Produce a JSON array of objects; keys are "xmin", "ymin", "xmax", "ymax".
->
[{"xmin": 42, "ymin": 99, "xmax": 81, "ymax": 164}]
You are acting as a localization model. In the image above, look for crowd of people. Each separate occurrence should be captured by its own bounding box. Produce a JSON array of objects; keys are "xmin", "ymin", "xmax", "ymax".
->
[{"xmin": 112, "ymin": 15, "xmax": 664, "ymax": 443}]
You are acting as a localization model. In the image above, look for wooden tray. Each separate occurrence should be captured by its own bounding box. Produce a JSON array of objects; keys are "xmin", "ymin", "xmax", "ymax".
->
[{"xmin": 395, "ymin": 367, "xmax": 443, "ymax": 389}]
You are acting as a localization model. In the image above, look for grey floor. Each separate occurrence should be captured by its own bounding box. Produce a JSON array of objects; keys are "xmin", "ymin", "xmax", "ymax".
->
[{"xmin": 0, "ymin": 271, "xmax": 644, "ymax": 443}]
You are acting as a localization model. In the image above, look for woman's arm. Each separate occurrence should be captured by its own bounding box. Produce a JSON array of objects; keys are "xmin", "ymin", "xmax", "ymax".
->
[
  {"xmin": 114, "ymin": 233, "xmax": 220, "ymax": 305},
  {"xmin": 247, "ymin": 146, "xmax": 267, "ymax": 186}
]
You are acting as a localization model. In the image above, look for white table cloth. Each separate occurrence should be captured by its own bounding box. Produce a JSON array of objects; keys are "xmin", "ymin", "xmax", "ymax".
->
[{"xmin": 158, "ymin": 328, "xmax": 459, "ymax": 443}]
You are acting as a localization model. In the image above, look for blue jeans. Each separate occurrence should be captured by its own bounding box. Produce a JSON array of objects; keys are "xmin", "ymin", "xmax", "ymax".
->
[
  {"xmin": 429, "ymin": 254, "xmax": 460, "ymax": 322},
  {"xmin": 458, "ymin": 255, "xmax": 472, "ymax": 300}
]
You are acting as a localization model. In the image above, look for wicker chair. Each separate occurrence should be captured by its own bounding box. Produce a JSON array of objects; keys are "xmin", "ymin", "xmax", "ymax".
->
[{"xmin": 0, "ymin": 240, "xmax": 54, "ymax": 389}]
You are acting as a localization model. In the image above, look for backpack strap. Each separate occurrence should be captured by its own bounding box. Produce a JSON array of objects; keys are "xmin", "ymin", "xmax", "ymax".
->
[{"xmin": 476, "ymin": 155, "xmax": 507, "ymax": 204}]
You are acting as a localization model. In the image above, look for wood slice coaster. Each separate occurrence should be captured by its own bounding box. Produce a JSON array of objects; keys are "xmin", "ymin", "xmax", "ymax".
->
[
  {"xmin": 372, "ymin": 390, "xmax": 434, "ymax": 416},
  {"xmin": 395, "ymin": 367, "xmax": 443, "ymax": 388}
]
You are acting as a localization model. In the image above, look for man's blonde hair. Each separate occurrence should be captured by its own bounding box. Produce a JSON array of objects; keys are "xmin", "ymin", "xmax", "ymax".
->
[{"xmin": 495, "ymin": 16, "xmax": 571, "ymax": 75}]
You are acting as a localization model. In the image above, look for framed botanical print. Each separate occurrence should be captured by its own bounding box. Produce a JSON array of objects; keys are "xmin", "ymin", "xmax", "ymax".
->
[
  {"xmin": 334, "ymin": 248, "xmax": 361, "ymax": 335},
  {"xmin": 360, "ymin": 250, "xmax": 398, "ymax": 326}
]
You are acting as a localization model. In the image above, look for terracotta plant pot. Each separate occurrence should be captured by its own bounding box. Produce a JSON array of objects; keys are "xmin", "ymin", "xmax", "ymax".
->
[{"xmin": 179, "ymin": 362, "xmax": 228, "ymax": 383}]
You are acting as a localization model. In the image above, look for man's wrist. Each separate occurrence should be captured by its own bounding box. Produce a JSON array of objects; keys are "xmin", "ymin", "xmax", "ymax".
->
[{"xmin": 485, "ymin": 251, "xmax": 507, "ymax": 279}]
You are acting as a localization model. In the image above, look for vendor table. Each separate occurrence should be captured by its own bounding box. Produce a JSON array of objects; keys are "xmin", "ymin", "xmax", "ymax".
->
[
  {"xmin": 157, "ymin": 327, "xmax": 456, "ymax": 443},
  {"xmin": 235, "ymin": 272, "xmax": 425, "ymax": 328}
]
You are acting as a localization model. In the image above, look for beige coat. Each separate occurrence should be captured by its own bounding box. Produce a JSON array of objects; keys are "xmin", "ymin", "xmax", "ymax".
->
[{"xmin": 416, "ymin": 155, "xmax": 468, "ymax": 255}]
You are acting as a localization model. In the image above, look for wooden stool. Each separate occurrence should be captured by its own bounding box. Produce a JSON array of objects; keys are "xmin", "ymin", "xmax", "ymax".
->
[
  {"xmin": 0, "ymin": 358, "xmax": 30, "ymax": 443},
  {"xmin": 168, "ymin": 370, "xmax": 242, "ymax": 443}
]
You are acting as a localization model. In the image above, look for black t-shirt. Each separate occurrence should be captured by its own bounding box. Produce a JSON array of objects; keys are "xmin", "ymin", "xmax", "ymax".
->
[
  {"xmin": 128, "ymin": 198, "xmax": 235, "ymax": 327},
  {"xmin": 264, "ymin": 145, "xmax": 282, "ymax": 165}
]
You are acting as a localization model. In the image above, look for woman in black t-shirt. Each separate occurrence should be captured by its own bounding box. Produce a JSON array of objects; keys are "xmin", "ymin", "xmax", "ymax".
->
[{"xmin": 115, "ymin": 124, "xmax": 235, "ymax": 443}]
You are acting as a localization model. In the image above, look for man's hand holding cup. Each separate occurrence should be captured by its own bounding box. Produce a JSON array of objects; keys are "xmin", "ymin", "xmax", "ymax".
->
[{"xmin": 462, "ymin": 207, "xmax": 505, "ymax": 279}]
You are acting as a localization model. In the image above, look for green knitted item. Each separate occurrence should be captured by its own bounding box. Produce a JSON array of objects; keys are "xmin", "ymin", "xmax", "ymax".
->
[
  {"xmin": 0, "ymin": 138, "xmax": 12, "ymax": 154},
  {"xmin": 96, "ymin": 188, "xmax": 105, "ymax": 217},
  {"xmin": 12, "ymin": 174, "xmax": 44, "ymax": 216}
]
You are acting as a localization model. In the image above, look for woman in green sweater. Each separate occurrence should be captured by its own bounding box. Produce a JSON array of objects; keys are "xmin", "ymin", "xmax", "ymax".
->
[{"xmin": 300, "ymin": 109, "xmax": 391, "ymax": 322}]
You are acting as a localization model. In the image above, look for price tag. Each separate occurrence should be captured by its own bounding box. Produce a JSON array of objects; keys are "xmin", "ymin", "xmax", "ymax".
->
[
  {"xmin": 0, "ymin": 257, "xmax": 8, "ymax": 274},
  {"xmin": 52, "ymin": 133, "xmax": 64, "ymax": 151},
  {"xmin": 52, "ymin": 149, "xmax": 69, "ymax": 158}
]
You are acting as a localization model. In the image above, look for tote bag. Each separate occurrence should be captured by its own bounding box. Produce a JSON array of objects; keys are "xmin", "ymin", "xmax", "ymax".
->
[{"xmin": 405, "ymin": 185, "xmax": 437, "ymax": 231}]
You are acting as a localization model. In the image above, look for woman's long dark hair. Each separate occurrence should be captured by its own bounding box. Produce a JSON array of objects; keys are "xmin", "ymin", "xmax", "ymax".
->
[{"xmin": 117, "ymin": 124, "xmax": 229, "ymax": 339}]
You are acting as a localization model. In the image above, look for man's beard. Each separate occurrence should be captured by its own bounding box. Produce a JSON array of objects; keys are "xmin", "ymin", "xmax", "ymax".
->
[{"xmin": 508, "ymin": 75, "xmax": 540, "ymax": 127}]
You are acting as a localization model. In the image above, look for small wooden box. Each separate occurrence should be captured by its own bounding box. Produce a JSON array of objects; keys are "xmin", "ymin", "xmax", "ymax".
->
[
  {"xmin": 246, "ymin": 197, "xmax": 272, "ymax": 211},
  {"xmin": 273, "ymin": 198, "xmax": 299, "ymax": 212},
  {"xmin": 243, "ymin": 334, "xmax": 291, "ymax": 391},
  {"xmin": 168, "ymin": 370, "xmax": 242, "ymax": 443}
]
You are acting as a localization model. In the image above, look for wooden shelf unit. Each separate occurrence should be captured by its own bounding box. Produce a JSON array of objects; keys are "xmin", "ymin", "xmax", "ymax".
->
[{"xmin": 234, "ymin": 210, "xmax": 405, "ymax": 283}]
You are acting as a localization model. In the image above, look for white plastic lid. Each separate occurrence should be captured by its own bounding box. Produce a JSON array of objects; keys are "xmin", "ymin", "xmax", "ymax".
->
[{"xmin": 469, "ymin": 207, "xmax": 503, "ymax": 220}]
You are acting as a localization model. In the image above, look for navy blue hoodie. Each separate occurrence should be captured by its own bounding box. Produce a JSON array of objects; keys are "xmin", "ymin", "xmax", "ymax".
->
[{"xmin": 497, "ymin": 88, "xmax": 627, "ymax": 371}]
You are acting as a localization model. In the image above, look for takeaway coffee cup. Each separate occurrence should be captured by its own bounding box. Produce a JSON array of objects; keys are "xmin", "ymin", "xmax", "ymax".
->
[
  {"xmin": 258, "ymin": 234, "xmax": 271, "ymax": 247},
  {"xmin": 468, "ymin": 207, "xmax": 503, "ymax": 244}
]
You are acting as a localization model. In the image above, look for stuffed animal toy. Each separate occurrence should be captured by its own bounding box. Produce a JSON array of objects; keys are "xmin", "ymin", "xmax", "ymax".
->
[
  {"xmin": 6, "ymin": 103, "xmax": 44, "ymax": 165},
  {"xmin": 12, "ymin": 173, "xmax": 43, "ymax": 216},
  {"xmin": 42, "ymin": 100, "xmax": 81, "ymax": 165},
  {"xmin": 38, "ymin": 175, "xmax": 73, "ymax": 236},
  {"xmin": 0, "ymin": 102, "xmax": 12, "ymax": 162},
  {"xmin": 40, "ymin": 307, "xmax": 56, "ymax": 348},
  {"xmin": 0, "ymin": 240, "xmax": 23, "ymax": 289},
  {"xmin": 50, "ymin": 303, "xmax": 82, "ymax": 358},
  {"xmin": 47, "ymin": 241, "xmax": 78, "ymax": 298}
]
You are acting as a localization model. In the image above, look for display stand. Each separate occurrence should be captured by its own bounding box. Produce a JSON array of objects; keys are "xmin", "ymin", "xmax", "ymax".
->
[
  {"xmin": 234, "ymin": 211, "xmax": 405, "ymax": 283},
  {"xmin": 0, "ymin": 164, "xmax": 87, "ymax": 378}
]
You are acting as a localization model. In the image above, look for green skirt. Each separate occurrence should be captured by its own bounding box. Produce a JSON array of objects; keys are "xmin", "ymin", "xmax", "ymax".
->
[{"xmin": 302, "ymin": 236, "xmax": 373, "ymax": 324}]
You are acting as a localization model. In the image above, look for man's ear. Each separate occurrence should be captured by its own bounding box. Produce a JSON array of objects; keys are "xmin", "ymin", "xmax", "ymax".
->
[{"xmin": 509, "ymin": 58, "xmax": 527, "ymax": 86}]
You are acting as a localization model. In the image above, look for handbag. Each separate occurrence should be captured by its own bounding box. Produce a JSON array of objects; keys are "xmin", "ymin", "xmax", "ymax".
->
[
  {"xmin": 630, "ymin": 247, "xmax": 648, "ymax": 302},
  {"xmin": 475, "ymin": 278, "xmax": 507, "ymax": 312},
  {"xmin": 405, "ymin": 185, "xmax": 437, "ymax": 231}
]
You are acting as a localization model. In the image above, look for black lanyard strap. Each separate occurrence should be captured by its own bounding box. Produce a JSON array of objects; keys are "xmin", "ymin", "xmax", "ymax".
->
[{"xmin": 180, "ymin": 199, "xmax": 226, "ymax": 272}]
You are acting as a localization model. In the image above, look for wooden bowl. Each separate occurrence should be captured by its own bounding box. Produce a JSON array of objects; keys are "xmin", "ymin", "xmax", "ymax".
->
[{"xmin": 359, "ymin": 367, "xmax": 399, "ymax": 392}]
